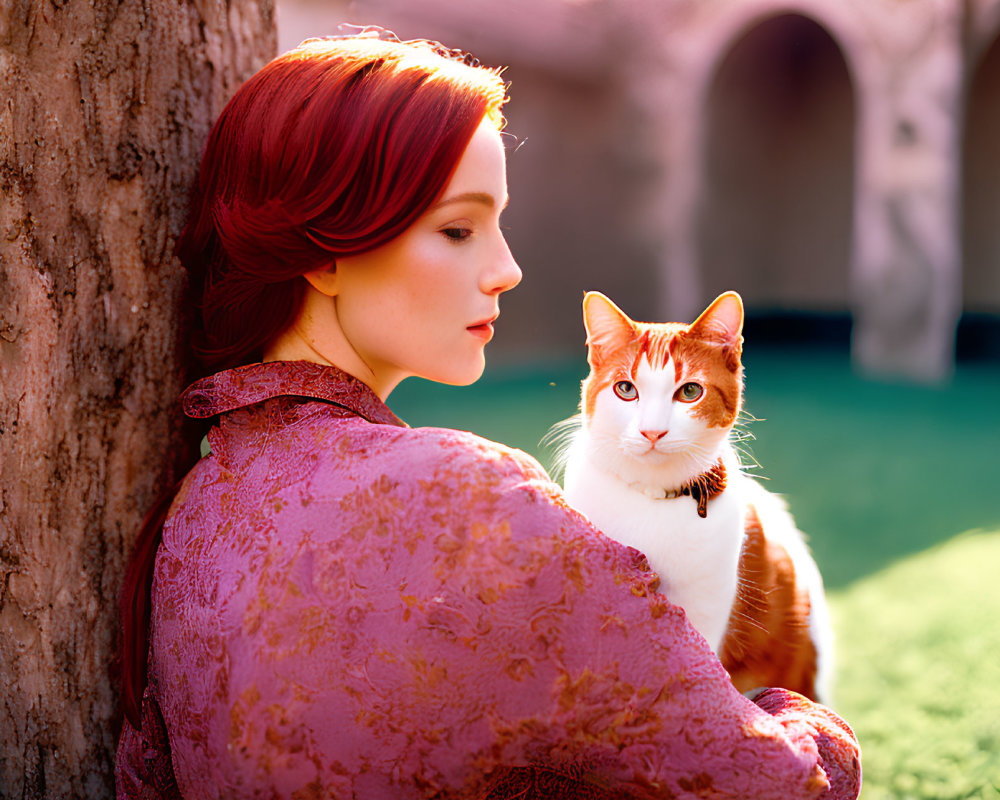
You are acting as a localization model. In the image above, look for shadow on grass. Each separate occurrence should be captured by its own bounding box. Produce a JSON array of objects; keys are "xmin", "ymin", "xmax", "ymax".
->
[{"xmin": 388, "ymin": 346, "xmax": 1000, "ymax": 589}]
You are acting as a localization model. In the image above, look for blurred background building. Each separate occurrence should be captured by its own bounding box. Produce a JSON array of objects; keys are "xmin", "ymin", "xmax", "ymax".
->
[{"xmin": 276, "ymin": 0, "xmax": 1000, "ymax": 381}]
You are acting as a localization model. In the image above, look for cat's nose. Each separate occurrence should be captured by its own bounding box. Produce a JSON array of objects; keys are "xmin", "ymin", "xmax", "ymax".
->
[{"xmin": 641, "ymin": 430, "xmax": 667, "ymax": 444}]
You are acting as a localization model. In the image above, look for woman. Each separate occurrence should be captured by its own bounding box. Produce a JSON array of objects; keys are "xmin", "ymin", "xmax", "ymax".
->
[{"xmin": 117, "ymin": 27, "xmax": 861, "ymax": 799}]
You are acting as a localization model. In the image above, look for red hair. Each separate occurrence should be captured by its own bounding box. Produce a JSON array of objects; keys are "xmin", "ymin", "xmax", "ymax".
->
[{"xmin": 120, "ymin": 33, "xmax": 507, "ymax": 728}]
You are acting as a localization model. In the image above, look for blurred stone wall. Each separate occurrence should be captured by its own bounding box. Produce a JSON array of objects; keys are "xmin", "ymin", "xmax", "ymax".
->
[{"xmin": 274, "ymin": 0, "xmax": 1000, "ymax": 379}]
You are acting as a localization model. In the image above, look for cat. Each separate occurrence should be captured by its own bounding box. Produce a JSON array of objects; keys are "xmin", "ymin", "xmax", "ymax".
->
[{"xmin": 555, "ymin": 290, "xmax": 833, "ymax": 702}]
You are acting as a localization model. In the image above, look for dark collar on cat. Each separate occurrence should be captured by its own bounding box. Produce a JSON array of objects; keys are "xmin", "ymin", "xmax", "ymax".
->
[{"xmin": 642, "ymin": 459, "xmax": 727, "ymax": 518}]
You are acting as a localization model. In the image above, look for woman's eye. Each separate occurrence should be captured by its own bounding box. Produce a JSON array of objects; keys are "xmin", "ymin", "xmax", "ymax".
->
[
  {"xmin": 677, "ymin": 382, "xmax": 703, "ymax": 402},
  {"xmin": 613, "ymin": 381, "xmax": 638, "ymax": 401},
  {"xmin": 441, "ymin": 227, "xmax": 471, "ymax": 242}
]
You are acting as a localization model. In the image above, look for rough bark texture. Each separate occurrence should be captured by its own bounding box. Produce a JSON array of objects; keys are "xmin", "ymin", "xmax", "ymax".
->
[{"xmin": 0, "ymin": 1, "xmax": 275, "ymax": 796}]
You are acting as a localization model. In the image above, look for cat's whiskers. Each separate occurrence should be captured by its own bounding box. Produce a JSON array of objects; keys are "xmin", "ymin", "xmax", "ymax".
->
[
  {"xmin": 730, "ymin": 410, "xmax": 762, "ymax": 474},
  {"xmin": 575, "ymin": 428, "xmax": 647, "ymax": 485},
  {"xmin": 635, "ymin": 436, "xmax": 716, "ymax": 473},
  {"xmin": 540, "ymin": 414, "xmax": 582, "ymax": 483}
]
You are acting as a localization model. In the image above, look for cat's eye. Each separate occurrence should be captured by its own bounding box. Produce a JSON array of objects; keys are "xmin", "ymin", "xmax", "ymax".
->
[
  {"xmin": 677, "ymin": 382, "xmax": 704, "ymax": 402},
  {"xmin": 613, "ymin": 381, "xmax": 638, "ymax": 401}
]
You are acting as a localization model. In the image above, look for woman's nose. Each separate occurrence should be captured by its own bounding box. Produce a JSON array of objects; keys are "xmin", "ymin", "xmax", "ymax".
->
[{"xmin": 483, "ymin": 239, "xmax": 522, "ymax": 295}]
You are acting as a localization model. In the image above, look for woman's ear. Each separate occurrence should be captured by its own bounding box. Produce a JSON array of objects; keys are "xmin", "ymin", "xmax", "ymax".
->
[{"xmin": 302, "ymin": 263, "xmax": 338, "ymax": 297}]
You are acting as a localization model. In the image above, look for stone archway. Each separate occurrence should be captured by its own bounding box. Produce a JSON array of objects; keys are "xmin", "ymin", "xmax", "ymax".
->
[
  {"xmin": 698, "ymin": 12, "xmax": 855, "ymax": 317},
  {"xmin": 962, "ymin": 30, "xmax": 1000, "ymax": 315}
]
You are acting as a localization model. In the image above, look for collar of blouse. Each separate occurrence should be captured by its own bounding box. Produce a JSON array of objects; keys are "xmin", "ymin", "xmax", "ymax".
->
[{"xmin": 180, "ymin": 360, "xmax": 407, "ymax": 427}]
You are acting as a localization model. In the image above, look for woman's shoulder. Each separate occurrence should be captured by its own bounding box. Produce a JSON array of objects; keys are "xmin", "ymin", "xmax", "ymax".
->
[
  {"xmin": 386, "ymin": 424, "xmax": 551, "ymax": 485},
  {"xmin": 190, "ymin": 409, "xmax": 562, "ymax": 525},
  {"xmin": 302, "ymin": 420, "xmax": 558, "ymax": 513}
]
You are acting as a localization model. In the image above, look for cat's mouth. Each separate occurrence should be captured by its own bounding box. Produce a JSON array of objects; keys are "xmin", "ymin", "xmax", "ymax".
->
[
  {"xmin": 627, "ymin": 440, "xmax": 674, "ymax": 459},
  {"xmin": 626, "ymin": 433, "xmax": 700, "ymax": 462}
]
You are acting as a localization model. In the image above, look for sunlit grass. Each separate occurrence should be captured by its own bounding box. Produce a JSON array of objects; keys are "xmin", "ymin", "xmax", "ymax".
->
[{"xmin": 830, "ymin": 529, "xmax": 1000, "ymax": 799}]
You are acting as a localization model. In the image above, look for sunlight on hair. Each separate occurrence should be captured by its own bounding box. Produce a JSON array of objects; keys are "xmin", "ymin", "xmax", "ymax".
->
[{"xmin": 290, "ymin": 34, "xmax": 508, "ymax": 129}]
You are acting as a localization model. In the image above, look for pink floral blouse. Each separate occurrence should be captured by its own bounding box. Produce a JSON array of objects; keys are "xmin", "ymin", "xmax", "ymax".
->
[{"xmin": 117, "ymin": 360, "xmax": 860, "ymax": 799}]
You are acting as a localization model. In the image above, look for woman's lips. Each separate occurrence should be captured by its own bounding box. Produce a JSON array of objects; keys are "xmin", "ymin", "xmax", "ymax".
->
[{"xmin": 467, "ymin": 316, "xmax": 497, "ymax": 342}]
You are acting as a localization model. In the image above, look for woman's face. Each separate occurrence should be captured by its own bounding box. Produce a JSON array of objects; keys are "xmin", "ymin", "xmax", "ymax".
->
[{"xmin": 331, "ymin": 120, "xmax": 521, "ymax": 397}]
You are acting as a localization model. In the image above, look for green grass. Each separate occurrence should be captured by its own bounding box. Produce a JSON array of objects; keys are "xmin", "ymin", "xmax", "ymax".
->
[
  {"xmin": 830, "ymin": 529, "xmax": 1000, "ymax": 799},
  {"xmin": 388, "ymin": 346, "xmax": 1000, "ymax": 798},
  {"xmin": 736, "ymin": 349, "xmax": 1000, "ymax": 589}
]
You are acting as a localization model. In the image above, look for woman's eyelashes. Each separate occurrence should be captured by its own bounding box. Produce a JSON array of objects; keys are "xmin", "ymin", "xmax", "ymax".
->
[
  {"xmin": 439, "ymin": 210, "xmax": 506, "ymax": 243},
  {"xmin": 440, "ymin": 226, "xmax": 472, "ymax": 242}
]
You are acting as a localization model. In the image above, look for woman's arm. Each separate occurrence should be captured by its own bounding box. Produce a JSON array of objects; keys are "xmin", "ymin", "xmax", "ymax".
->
[{"xmin": 407, "ymin": 436, "xmax": 859, "ymax": 798}]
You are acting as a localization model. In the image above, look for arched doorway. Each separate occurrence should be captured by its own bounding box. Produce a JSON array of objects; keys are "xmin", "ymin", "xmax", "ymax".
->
[
  {"xmin": 699, "ymin": 13, "xmax": 855, "ymax": 324},
  {"xmin": 962, "ymin": 31, "xmax": 1000, "ymax": 317}
]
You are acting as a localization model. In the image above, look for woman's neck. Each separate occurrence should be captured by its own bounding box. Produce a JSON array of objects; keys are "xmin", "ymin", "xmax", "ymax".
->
[{"xmin": 262, "ymin": 287, "xmax": 403, "ymax": 400}]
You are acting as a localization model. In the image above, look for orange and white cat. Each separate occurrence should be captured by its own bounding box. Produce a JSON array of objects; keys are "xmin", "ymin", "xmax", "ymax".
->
[{"xmin": 559, "ymin": 291, "xmax": 832, "ymax": 702}]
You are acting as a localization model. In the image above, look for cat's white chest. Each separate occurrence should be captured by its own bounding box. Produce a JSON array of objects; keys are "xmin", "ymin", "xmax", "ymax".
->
[{"xmin": 563, "ymin": 443, "xmax": 745, "ymax": 653}]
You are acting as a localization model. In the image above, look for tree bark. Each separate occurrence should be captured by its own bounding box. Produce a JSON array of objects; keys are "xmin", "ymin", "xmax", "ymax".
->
[{"xmin": 0, "ymin": 1, "xmax": 275, "ymax": 796}]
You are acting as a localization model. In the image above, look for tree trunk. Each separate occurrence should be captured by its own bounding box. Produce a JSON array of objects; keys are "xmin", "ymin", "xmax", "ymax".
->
[{"xmin": 0, "ymin": 2, "xmax": 275, "ymax": 796}]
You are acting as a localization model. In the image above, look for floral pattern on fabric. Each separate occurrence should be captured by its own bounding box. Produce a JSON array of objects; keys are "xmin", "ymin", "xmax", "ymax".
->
[{"xmin": 117, "ymin": 360, "xmax": 860, "ymax": 799}]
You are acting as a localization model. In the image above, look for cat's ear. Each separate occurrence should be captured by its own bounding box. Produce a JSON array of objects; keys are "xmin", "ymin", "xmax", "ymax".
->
[
  {"xmin": 583, "ymin": 291, "xmax": 636, "ymax": 367},
  {"xmin": 688, "ymin": 292, "xmax": 744, "ymax": 346}
]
